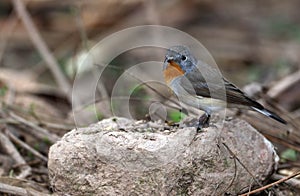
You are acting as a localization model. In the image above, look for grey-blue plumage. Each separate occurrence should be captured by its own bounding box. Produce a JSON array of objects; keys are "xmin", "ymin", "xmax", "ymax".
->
[{"xmin": 163, "ymin": 45, "xmax": 286, "ymax": 126}]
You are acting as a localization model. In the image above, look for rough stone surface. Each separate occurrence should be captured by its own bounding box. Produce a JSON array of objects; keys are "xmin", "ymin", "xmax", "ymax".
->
[{"xmin": 48, "ymin": 117, "xmax": 278, "ymax": 195}]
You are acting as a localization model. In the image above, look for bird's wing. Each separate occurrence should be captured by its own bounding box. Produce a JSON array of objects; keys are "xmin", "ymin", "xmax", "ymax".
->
[
  {"xmin": 222, "ymin": 78, "xmax": 263, "ymax": 109},
  {"xmin": 181, "ymin": 67, "xmax": 263, "ymax": 109}
]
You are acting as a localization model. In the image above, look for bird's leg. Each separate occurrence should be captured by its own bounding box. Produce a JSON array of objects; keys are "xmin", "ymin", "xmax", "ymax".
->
[{"xmin": 197, "ymin": 113, "xmax": 210, "ymax": 132}]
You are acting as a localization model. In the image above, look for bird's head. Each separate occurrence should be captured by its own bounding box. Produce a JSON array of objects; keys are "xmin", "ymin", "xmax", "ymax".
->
[{"xmin": 163, "ymin": 45, "xmax": 197, "ymax": 74}]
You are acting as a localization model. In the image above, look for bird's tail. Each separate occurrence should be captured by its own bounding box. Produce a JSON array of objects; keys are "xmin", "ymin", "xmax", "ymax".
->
[{"xmin": 251, "ymin": 107, "xmax": 286, "ymax": 124}]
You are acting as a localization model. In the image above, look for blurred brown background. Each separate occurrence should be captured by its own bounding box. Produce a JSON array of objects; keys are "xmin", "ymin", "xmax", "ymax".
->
[
  {"xmin": 0, "ymin": 0, "xmax": 299, "ymax": 115},
  {"xmin": 1, "ymin": 0, "xmax": 300, "ymax": 80},
  {"xmin": 1, "ymin": 0, "xmax": 300, "ymax": 108}
]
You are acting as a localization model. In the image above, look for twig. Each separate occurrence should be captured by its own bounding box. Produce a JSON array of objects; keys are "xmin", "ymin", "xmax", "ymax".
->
[
  {"xmin": 0, "ymin": 132, "xmax": 31, "ymax": 179},
  {"xmin": 31, "ymin": 167, "xmax": 48, "ymax": 175},
  {"xmin": 2, "ymin": 103, "xmax": 73, "ymax": 130},
  {"xmin": 292, "ymin": 108, "xmax": 300, "ymax": 119},
  {"xmin": 241, "ymin": 114, "xmax": 300, "ymax": 152},
  {"xmin": 38, "ymin": 121, "xmax": 74, "ymax": 131},
  {"xmin": 262, "ymin": 133, "xmax": 300, "ymax": 152},
  {"xmin": 278, "ymin": 162, "xmax": 300, "ymax": 170},
  {"xmin": 224, "ymin": 152, "xmax": 238, "ymax": 192},
  {"xmin": 222, "ymin": 142, "xmax": 269, "ymax": 194},
  {"xmin": 0, "ymin": 181, "xmax": 27, "ymax": 196},
  {"xmin": 239, "ymin": 171, "xmax": 300, "ymax": 196},
  {"xmin": 11, "ymin": 0, "xmax": 71, "ymax": 97},
  {"xmin": 267, "ymin": 69, "xmax": 300, "ymax": 99},
  {"xmin": 5, "ymin": 129, "xmax": 48, "ymax": 162},
  {"xmin": 263, "ymin": 97, "xmax": 300, "ymax": 131},
  {"xmin": 0, "ymin": 119, "xmax": 19, "ymax": 124},
  {"xmin": 0, "ymin": 181, "xmax": 50, "ymax": 196},
  {"xmin": 9, "ymin": 112, "xmax": 59, "ymax": 143},
  {"xmin": 271, "ymin": 173, "xmax": 300, "ymax": 189}
]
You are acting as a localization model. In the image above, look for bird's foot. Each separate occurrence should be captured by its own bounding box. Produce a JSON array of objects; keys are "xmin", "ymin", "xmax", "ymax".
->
[
  {"xmin": 196, "ymin": 113, "xmax": 210, "ymax": 132},
  {"xmin": 166, "ymin": 121, "xmax": 180, "ymax": 127}
]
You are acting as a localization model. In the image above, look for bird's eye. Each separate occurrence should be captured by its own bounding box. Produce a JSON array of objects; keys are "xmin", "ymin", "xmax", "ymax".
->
[{"xmin": 181, "ymin": 55, "xmax": 187, "ymax": 61}]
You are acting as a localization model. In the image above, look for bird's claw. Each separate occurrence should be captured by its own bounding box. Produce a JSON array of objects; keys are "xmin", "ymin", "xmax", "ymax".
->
[{"xmin": 197, "ymin": 113, "xmax": 210, "ymax": 132}]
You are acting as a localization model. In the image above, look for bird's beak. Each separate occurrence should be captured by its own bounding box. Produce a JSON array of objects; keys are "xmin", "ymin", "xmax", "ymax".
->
[
  {"xmin": 164, "ymin": 57, "xmax": 173, "ymax": 63},
  {"xmin": 163, "ymin": 57, "xmax": 173, "ymax": 70}
]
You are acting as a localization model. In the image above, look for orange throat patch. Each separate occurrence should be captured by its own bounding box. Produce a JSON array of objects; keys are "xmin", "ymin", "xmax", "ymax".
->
[{"xmin": 163, "ymin": 60, "xmax": 185, "ymax": 85}]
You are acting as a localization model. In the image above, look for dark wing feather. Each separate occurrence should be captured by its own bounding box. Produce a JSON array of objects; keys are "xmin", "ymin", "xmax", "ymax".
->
[
  {"xmin": 181, "ymin": 67, "xmax": 263, "ymax": 109},
  {"xmin": 222, "ymin": 79, "xmax": 263, "ymax": 109}
]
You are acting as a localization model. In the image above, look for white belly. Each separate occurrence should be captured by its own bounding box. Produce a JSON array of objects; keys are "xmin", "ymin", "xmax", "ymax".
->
[{"xmin": 169, "ymin": 78, "xmax": 226, "ymax": 114}]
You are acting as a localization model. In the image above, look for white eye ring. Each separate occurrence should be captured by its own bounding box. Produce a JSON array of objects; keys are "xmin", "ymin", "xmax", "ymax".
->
[{"xmin": 181, "ymin": 55, "xmax": 187, "ymax": 61}]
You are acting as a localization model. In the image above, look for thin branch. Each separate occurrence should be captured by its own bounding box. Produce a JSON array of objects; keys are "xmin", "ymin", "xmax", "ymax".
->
[
  {"xmin": 263, "ymin": 97, "xmax": 300, "ymax": 130},
  {"xmin": 262, "ymin": 133, "xmax": 300, "ymax": 152},
  {"xmin": 267, "ymin": 69, "xmax": 300, "ymax": 99},
  {"xmin": 0, "ymin": 181, "xmax": 50, "ymax": 196},
  {"xmin": 0, "ymin": 181, "xmax": 27, "ymax": 196},
  {"xmin": 239, "ymin": 171, "xmax": 300, "ymax": 196},
  {"xmin": 5, "ymin": 129, "xmax": 48, "ymax": 162},
  {"xmin": 38, "ymin": 121, "xmax": 74, "ymax": 131},
  {"xmin": 271, "ymin": 173, "xmax": 300, "ymax": 189},
  {"xmin": 0, "ymin": 119, "xmax": 19, "ymax": 124},
  {"xmin": 0, "ymin": 132, "xmax": 31, "ymax": 179},
  {"xmin": 222, "ymin": 142, "xmax": 269, "ymax": 194},
  {"xmin": 224, "ymin": 152, "xmax": 238, "ymax": 192},
  {"xmin": 11, "ymin": 0, "xmax": 71, "ymax": 97},
  {"xmin": 9, "ymin": 112, "xmax": 59, "ymax": 143},
  {"xmin": 241, "ymin": 114, "xmax": 300, "ymax": 151}
]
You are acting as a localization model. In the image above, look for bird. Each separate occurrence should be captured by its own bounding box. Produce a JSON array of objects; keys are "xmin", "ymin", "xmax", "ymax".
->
[{"xmin": 162, "ymin": 45, "xmax": 286, "ymax": 130}]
